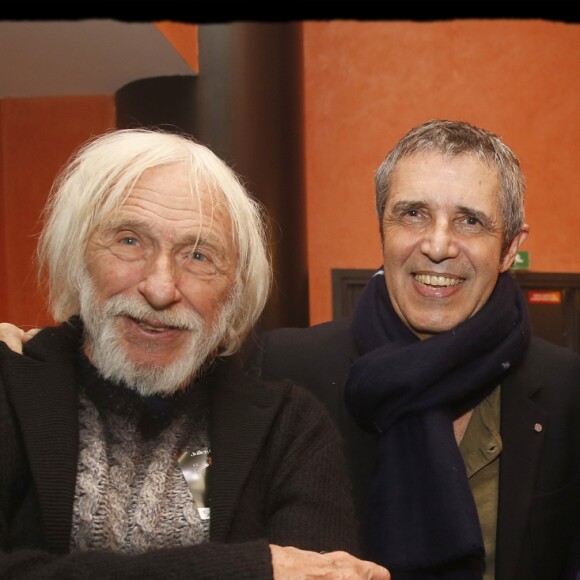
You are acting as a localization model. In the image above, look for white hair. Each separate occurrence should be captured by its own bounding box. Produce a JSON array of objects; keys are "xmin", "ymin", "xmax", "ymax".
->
[{"xmin": 38, "ymin": 128, "xmax": 272, "ymax": 355}]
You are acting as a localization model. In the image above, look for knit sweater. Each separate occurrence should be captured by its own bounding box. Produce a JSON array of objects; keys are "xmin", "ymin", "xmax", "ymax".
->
[{"xmin": 0, "ymin": 319, "xmax": 359, "ymax": 579}]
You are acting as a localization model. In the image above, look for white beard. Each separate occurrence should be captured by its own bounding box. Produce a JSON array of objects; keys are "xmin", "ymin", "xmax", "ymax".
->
[{"xmin": 79, "ymin": 273, "xmax": 234, "ymax": 397}]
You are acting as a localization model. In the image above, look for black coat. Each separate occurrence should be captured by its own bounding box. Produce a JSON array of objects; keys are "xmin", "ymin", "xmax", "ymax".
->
[
  {"xmin": 0, "ymin": 320, "xmax": 359, "ymax": 579},
  {"xmin": 248, "ymin": 317, "xmax": 580, "ymax": 580}
]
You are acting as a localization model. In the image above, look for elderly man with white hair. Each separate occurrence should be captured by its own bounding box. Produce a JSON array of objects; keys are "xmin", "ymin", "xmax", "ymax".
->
[{"xmin": 0, "ymin": 129, "xmax": 390, "ymax": 580}]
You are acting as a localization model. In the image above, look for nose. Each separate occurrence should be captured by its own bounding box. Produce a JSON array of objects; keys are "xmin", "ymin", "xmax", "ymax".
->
[
  {"xmin": 419, "ymin": 220, "xmax": 460, "ymax": 262},
  {"xmin": 137, "ymin": 252, "xmax": 182, "ymax": 310}
]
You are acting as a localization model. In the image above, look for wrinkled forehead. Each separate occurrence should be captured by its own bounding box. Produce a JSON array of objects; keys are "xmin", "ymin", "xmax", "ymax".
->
[
  {"xmin": 101, "ymin": 162, "xmax": 229, "ymax": 222},
  {"xmin": 132, "ymin": 162, "xmax": 227, "ymax": 205},
  {"xmin": 387, "ymin": 152, "xmax": 502, "ymax": 211},
  {"xmin": 393, "ymin": 151, "xmax": 501, "ymax": 187},
  {"xmin": 90, "ymin": 163, "xmax": 235, "ymax": 254}
]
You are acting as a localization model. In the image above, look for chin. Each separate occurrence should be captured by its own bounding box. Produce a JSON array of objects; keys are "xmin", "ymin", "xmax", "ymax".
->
[
  {"xmin": 124, "ymin": 350, "xmax": 184, "ymax": 370},
  {"xmin": 409, "ymin": 317, "xmax": 459, "ymax": 338}
]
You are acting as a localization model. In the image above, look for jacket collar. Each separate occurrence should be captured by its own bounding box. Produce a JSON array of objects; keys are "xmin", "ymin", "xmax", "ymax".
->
[{"xmin": 495, "ymin": 343, "xmax": 546, "ymax": 579}]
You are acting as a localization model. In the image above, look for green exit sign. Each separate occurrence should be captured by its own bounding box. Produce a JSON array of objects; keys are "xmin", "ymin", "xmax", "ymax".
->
[{"xmin": 513, "ymin": 250, "xmax": 530, "ymax": 270}]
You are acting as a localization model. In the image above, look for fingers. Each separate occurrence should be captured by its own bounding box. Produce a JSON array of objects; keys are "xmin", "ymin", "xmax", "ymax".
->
[
  {"xmin": 23, "ymin": 328, "xmax": 40, "ymax": 342},
  {"xmin": 0, "ymin": 323, "xmax": 36, "ymax": 354},
  {"xmin": 321, "ymin": 550, "xmax": 391, "ymax": 579},
  {"xmin": 270, "ymin": 545, "xmax": 391, "ymax": 579}
]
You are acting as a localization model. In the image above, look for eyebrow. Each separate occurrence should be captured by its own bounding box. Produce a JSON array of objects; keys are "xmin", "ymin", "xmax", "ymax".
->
[
  {"xmin": 103, "ymin": 217, "xmax": 148, "ymax": 232},
  {"xmin": 390, "ymin": 200, "xmax": 426, "ymax": 214},
  {"xmin": 390, "ymin": 200, "xmax": 495, "ymax": 230},
  {"xmin": 456, "ymin": 205, "xmax": 495, "ymax": 230}
]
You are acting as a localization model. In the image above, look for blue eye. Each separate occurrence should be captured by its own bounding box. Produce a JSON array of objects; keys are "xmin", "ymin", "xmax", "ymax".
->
[
  {"xmin": 109, "ymin": 232, "xmax": 145, "ymax": 262},
  {"xmin": 183, "ymin": 248, "xmax": 218, "ymax": 277},
  {"xmin": 191, "ymin": 251, "xmax": 206, "ymax": 261}
]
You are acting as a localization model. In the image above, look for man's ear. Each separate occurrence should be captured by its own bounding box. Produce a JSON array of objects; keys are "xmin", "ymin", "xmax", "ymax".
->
[{"xmin": 500, "ymin": 224, "xmax": 530, "ymax": 273}]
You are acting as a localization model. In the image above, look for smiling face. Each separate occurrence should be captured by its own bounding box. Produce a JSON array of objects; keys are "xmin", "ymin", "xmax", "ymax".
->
[
  {"xmin": 82, "ymin": 161, "xmax": 238, "ymax": 394},
  {"xmin": 381, "ymin": 152, "xmax": 528, "ymax": 340}
]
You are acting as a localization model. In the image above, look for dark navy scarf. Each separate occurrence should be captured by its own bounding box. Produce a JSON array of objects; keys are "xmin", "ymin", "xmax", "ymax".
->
[{"xmin": 345, "ymin": 269, "xmax": 531, "ymax": 579}]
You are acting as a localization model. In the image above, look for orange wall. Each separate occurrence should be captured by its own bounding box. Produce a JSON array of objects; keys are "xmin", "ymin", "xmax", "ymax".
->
[
  {"xmin": 0, "ymin": 21, "xmax": 195, "ymax": 328},
  {"xmin": 154, "ymin": 22, "xmax": 199, "ymax": 73},
  {"xmin": 2, "ymin": 20, "xmax": 580, "ymax": 330},
  {"xmin": 0, "ymin": 96, "xmax": 115, "ymax": 327},
  {"xmin": 302, "ymin": 19, "xmax": 580, "ymax": 324}
]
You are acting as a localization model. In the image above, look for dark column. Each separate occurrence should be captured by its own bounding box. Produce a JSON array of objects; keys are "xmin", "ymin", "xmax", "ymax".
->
[
  {"xmin": 115, "ymin": 22, "xmax": 308, "ymax": 332},
  {"xmin": 116, "ymin": 76, "xmax": 199, "ymax": 134}
]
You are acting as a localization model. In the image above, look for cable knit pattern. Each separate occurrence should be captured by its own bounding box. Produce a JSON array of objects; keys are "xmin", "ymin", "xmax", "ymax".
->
[{"xmin": 71, "ymin": 393, "xmax": 209, "ymax": 553}]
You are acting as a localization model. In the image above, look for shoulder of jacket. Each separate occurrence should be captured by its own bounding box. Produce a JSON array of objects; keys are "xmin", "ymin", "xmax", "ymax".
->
[{"xmin": 262, "ymin": 317, "xmax": 353, "ymax": 349}]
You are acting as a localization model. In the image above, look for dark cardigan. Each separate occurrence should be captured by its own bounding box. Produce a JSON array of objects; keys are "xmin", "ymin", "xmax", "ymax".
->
[{"xmin": 0, "ymin": 319, "xmax": 359, "ymax": 579}]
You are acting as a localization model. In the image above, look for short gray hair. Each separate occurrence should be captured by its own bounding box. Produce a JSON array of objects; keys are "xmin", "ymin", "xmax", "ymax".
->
[{"xmin": 375, "ymin": 119, "xmax": 526, "ymax": 251}]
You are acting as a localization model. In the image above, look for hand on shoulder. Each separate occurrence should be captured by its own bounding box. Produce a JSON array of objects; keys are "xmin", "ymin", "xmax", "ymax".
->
[{"xmin": 0, "ymin": 323, "xmax": 39, "ymax": 354}]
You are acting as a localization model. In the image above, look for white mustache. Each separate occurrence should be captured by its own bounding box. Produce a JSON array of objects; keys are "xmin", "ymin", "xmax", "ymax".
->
[{"xmin": 102, "ymin": 296, "xmax": 202, "ymax": 332}]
